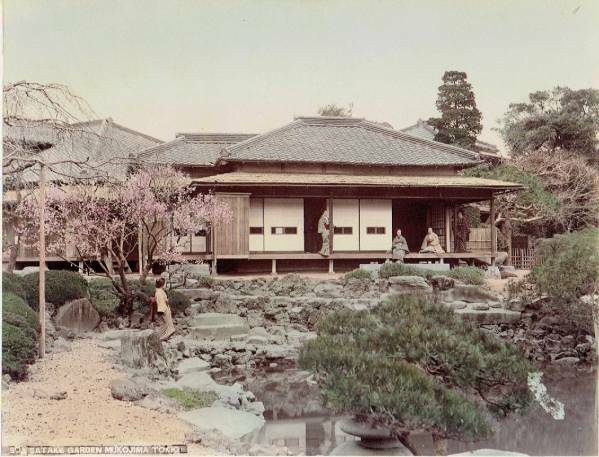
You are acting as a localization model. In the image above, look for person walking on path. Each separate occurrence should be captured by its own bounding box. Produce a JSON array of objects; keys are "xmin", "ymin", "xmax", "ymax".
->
[{"xmin": 155, "ymin": 278, "xmax": 175, "ymax": 340}]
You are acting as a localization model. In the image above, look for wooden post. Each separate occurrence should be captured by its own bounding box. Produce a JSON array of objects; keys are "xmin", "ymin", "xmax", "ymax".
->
[
  {"xmin": 38, "ymin": 163, "xmax": 46, "ymax": 358},
  {"xmin": 211, "ymin": 226, "xmax": 217, "ymax": 276},
  {"xmin": 271, "ymin": 259, "xmax": 277, "ymax": 275},
  {"xmin": 445, "ymin": 206, "xmax": 451, "ymax": 253},
  {"xmin": 490, "ymin": 195, "xmax": 497, "ymax": 265},
  {"xmin": 328, "ymin": 259, "xmax": 334, "ymax": 274},
  {"xmin": 328, "ymin": 199, "xmax": 333, "ymax": 254}
]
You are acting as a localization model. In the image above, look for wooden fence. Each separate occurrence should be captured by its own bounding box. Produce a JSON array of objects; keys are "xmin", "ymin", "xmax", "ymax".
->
[
  {"xmin": 511, "ymin": 247, "xmax": 539, "ymax": 270},
  {"xmin": 466, "ymin": 227, "xmax": 493, "ymax": 253}
]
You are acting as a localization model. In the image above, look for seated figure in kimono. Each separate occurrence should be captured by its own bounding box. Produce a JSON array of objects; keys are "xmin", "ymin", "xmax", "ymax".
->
[
  {"xmin": 419, "ymin": 227, "xmax": 445, "ymax": 254},
  {"xmin": 389, "ymin": 228, "xmax": 410, "ymax": 263},
  {"xmin": 318, "ymin": 209, "xmax": 330, "ymax": 256}
]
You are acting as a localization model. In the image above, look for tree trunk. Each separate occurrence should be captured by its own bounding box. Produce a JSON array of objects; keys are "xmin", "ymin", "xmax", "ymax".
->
[
  {"xmin": 505, "ymin": 219, "xmax": 513, "ymax": 266},
  {"xmin": 432, "ymin": 434, "xmax": 448, "ymax": 456},
  {"xmin": 397, "ymin": 433, "xmax": 419, "ymax": 456}
]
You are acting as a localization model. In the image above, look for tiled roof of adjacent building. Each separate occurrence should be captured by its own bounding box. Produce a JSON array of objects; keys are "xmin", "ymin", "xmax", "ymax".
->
[
  {"xmin": 12, "ymin": 119, "xmax": 162, "ymax": 182},
  {"xmin": 139, "ymin": 132, "xmax": 257, "ymax": 166},
  {"xmin": 401, "ymin": 119, "xmax": 501, "ymax": 157},
  {"xmin": 221, "ymin": 116, "xmax": 482, "ymax": 167}
]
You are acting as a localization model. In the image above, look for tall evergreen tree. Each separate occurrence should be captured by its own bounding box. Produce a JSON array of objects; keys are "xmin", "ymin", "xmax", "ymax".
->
[{"xmin": 428, "ymin": 71, "xmax": 482, "ymax": 150}]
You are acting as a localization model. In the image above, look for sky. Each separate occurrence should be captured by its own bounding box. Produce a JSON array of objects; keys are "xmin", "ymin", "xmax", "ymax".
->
[{"xmin": 3, "ymin": 0, "xmax": 599, "ymax": 148}]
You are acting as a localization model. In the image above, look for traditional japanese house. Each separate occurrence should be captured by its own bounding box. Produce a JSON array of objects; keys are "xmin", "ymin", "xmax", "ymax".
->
[{"xmin": 142, "ymin": 116, "xmax": 522, "ymax": 274}]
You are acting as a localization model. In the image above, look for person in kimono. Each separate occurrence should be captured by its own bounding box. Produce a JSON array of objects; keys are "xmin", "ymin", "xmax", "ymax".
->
[
  {"xmin": 419, "ymin": 227, "xmax": 445, "ymax": 254},
  {"xmin": 318, "ymin": 209, "xmax": 330, "ymax": 256},
  {"xmin": 389, "ymin": 228, "xmax": 410, "ymax": 262}
]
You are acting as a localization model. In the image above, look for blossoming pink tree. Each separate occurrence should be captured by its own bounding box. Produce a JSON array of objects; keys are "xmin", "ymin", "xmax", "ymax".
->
[{"xmin": 16, "ymin": 165, "xmax": 231, "ymax": 319}]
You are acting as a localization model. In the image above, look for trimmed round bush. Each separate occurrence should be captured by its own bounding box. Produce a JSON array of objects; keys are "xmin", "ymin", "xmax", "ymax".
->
[
  {"xmin": 22, "ymin": 270, "xmax": 88, "ymax": 310},
  {"xmin": 447, "ymin": 266, "xmax": 485, "ymax": 285},
  {"xmin": 2, "ymin": 323, "xmax": 37, "ymax": 380},
  {"xmin": 344, "ymin": 268, "xmax": 372, "ymax": 281},
  {"xmin": 2, "ymin": 272, "xmax": 27, "ymax": 300},
  {"xmin": 3, "ymin": 292, "xmax": 39, "ymax": 330},
  {"xmin": 378, "ymin": 262, "xmax": 433, "ymax": 279}
]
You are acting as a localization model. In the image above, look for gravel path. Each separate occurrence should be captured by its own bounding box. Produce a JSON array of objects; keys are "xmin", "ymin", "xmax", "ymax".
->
[{"xmin": 1, "ymin": 338, "xmax": 214, "ymax": 454}]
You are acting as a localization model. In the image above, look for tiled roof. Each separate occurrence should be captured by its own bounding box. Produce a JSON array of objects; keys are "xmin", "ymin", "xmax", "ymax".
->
[
  {"xmin": 222, "ymin": 117, "xmax": 481, "ymax": 167},
  {"xmin": 16, "ymin": 119, "xmax": 162, "ymax": 182},
  {"xmin": 139, "ymin": 133, "xmax": 256, "ymax": 166},
  {"xmin": 193, "ymin": 171, "xmax": 523, "ymax": 191},
  {"xmin": 401, "ymin": 119, "xmax": 501, "ymax": 157}
]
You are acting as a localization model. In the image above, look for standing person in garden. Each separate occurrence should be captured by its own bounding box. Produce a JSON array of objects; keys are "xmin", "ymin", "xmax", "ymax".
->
[{"xmin": 155, "ymin": 278, "xmax": 175, "ymax": 340}]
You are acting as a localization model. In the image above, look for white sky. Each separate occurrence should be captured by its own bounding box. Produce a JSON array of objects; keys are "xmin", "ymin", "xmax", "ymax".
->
[{"xmin": 3, "ymin": 0, "xmax": 599, "ymax": 149}]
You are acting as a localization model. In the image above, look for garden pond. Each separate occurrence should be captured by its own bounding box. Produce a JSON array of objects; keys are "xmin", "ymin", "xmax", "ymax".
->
[{"xmin": 215, "ymin": 366, "xmax": 597, "ymax": 456}]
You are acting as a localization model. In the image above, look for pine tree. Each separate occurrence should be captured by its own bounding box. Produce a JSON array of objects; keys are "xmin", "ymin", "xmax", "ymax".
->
[{"xmin": 428, "ymin": 71, "xmax": 482, "ymax": 150}]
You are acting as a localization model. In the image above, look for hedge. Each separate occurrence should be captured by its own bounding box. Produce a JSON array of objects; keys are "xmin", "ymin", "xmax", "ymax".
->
[
  {"xmin": 22, "ymin": 270, "xmax": 88, "ymax": 310},
  {"xmin": 344, "ymin": 268, "xmax": 372, "ymax": 281},
  {"xmin": 446, "ymin": 266, "xmax": 485, "ymax": 286},
  {"xmin": 2, "ymin": 323, "xmax": 37, "ymax": 380},
  {"xmin": 2, "ymin": 272, "xmax": 27, "ymax": 300},
  {"xmin": 3, "ymin": 292, "xmax": 39, "ymax": 330}
]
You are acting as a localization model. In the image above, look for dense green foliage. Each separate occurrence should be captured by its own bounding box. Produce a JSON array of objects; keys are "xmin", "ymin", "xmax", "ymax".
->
[
  {"xmin": 344, "ymin": 268, "xmax": 372, "ymax": 281},
  {"xmin": 2, "ymin": 291, "xmax": 39, "ymax": 380},
  {"xmin": 2, "ymin": 272, "xmax": 27, "ymax": 300},
  {"xmin": 531, "ymin": 229, "xmax": 599, "ymax": 301},
  {"xmin": 463, "ymin": 206, "xmax": 481, "ymax": 228},
  {"xmin": 160, "ymin": 388, "xmax": 218, "ymax": 409},
  {"xmin": 88, "ymin": 278, "xmax": 120, "ymax": 319},
  {"xmin": 378, "ymin": 263, "xmax": 433, "ymax": 279},
  {"xmin": 428, "ymin": 71, "xmax": 482, "ymax": 151},
  {"xmin": 22, "ymin": 270, "xmax": 88, "ymax": 310},
  {"xmin": 3, "ymin": 292, "xmax": 39, "ymax": 330},
  {"xmin": 447, "ymin": 266, "xmax": 485, "ymax": 286},
  {"xmin": 299, "ymin": 295, "xmax": 532, "ymax": 443},
  {"xmin": 499, "ymin": 87, "xmax": 599, "ymax": 158}
]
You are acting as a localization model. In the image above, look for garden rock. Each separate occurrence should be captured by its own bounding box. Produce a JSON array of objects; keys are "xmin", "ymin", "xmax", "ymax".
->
[
  {"xmin": 313, "ymin": 282, "xmax": 343, "ymax": 298},
  {"xmin": 177, "ymin": 357, "xmax": 210, "ymax": 375},
  {"xmin": 110, "ymin": 378, "xmax": 148, "ymax": 401},
  {"xmin": 388, "ymin": 276, "xmax": 433, "ymax": 296},
  {"xmin": 500, "ymin": 266, "xmax": 518, "ymax": 279},
  {"xmin": 429, "ymin": 275, "xmax": 454, "ymax": 291},
  {"xmin": 178, "ymin": 406, "xmax": 265, "ymax": 440},
  {"xmin": 54, "ymin": 298, "xmax": 100, "ymax": 334},
  {"xmin": 189, "ymin": 313, "xmax": 250, "ymax": 340},
  {"xmin": 438, "ymin": 285, "xmax": 501, "ymax": 304},
  {"xmin": 484, "ymin": 266, "xmax": 501, "ymax": 280},
  {"xmin": 119, "ymin": 329, "xmax": 167, "ymax": 370}
]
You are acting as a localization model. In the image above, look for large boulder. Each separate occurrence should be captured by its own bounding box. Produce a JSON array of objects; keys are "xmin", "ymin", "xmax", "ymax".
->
[
  {"xmin": 119, "ymin": 329, "xmax": 166, "ymax": 369},
  {"xmin": 54, "ymin": 298, "xmax": 100, "ymax": 334},
  {"xmin": 388, "ymin": 276, "xmax": 433, "ymax": 296},
  {"xmin": 438, "ymin": 284, "xmax": 501, "ymax": 304},
  {"xmin": 180, "ymin": 288, "xmax": 213, "ymax": 301}
]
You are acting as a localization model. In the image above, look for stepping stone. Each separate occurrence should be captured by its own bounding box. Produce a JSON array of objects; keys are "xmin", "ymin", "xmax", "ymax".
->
[
  {"xmin": 178, "ymin": 406, "xmax": 265, "ymax": 440},
  {"xmin": 177, "ymin": 357, "xmax": 210, "ymax": 375},
  {"xmin": 188, "ymin": 313, "xmax": 249, "ymax": 341}
]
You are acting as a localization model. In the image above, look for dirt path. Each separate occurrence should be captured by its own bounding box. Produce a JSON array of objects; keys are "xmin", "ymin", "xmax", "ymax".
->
[{"xmin": 1, "ymin": 338, "xmax": 214, "ymax": 454}]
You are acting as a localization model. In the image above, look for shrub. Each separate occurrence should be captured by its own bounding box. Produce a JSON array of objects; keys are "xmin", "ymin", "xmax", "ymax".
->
[
  {"xmin": 3, "ymin": 292, "xmax": 39, "ymax": 330},
  {"xmin": 531, "ymin": 228, "xmax": 599, "ymax": 301},
  {"xmin": 2, "ymin": 323, "xmax": 37, "ymax": 380},
  {"xmin": 299, "ymin": 295, "xmax": 532, "ymax": 446},
  {"xmin": 88, "ymin": 278, "xmax": 120, "ymax": 319},
  {"xmin": 2, "ymin": 272, "xmax": 27, "ymax": 300},
  {"xmin": 22, "ymin": 270, "xmax": 88, "ymax": 310},
  {"xmin": 344, "ymin": 268, "xmax": 372, "ymax": 281},
  {"xmin": 378, "ymin": 262, "xmax": 433, "ymax": 279},
  {"xmin": 160, "ymin": 388, "xmax": 218, "ymax": 409},
  {"xmin": 195, "ymin": 275, "xmax": 214, "ymax": 289},
  {"xmin": 447, "ymin": 266, "xmax": 485, "ymax": 285}
]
